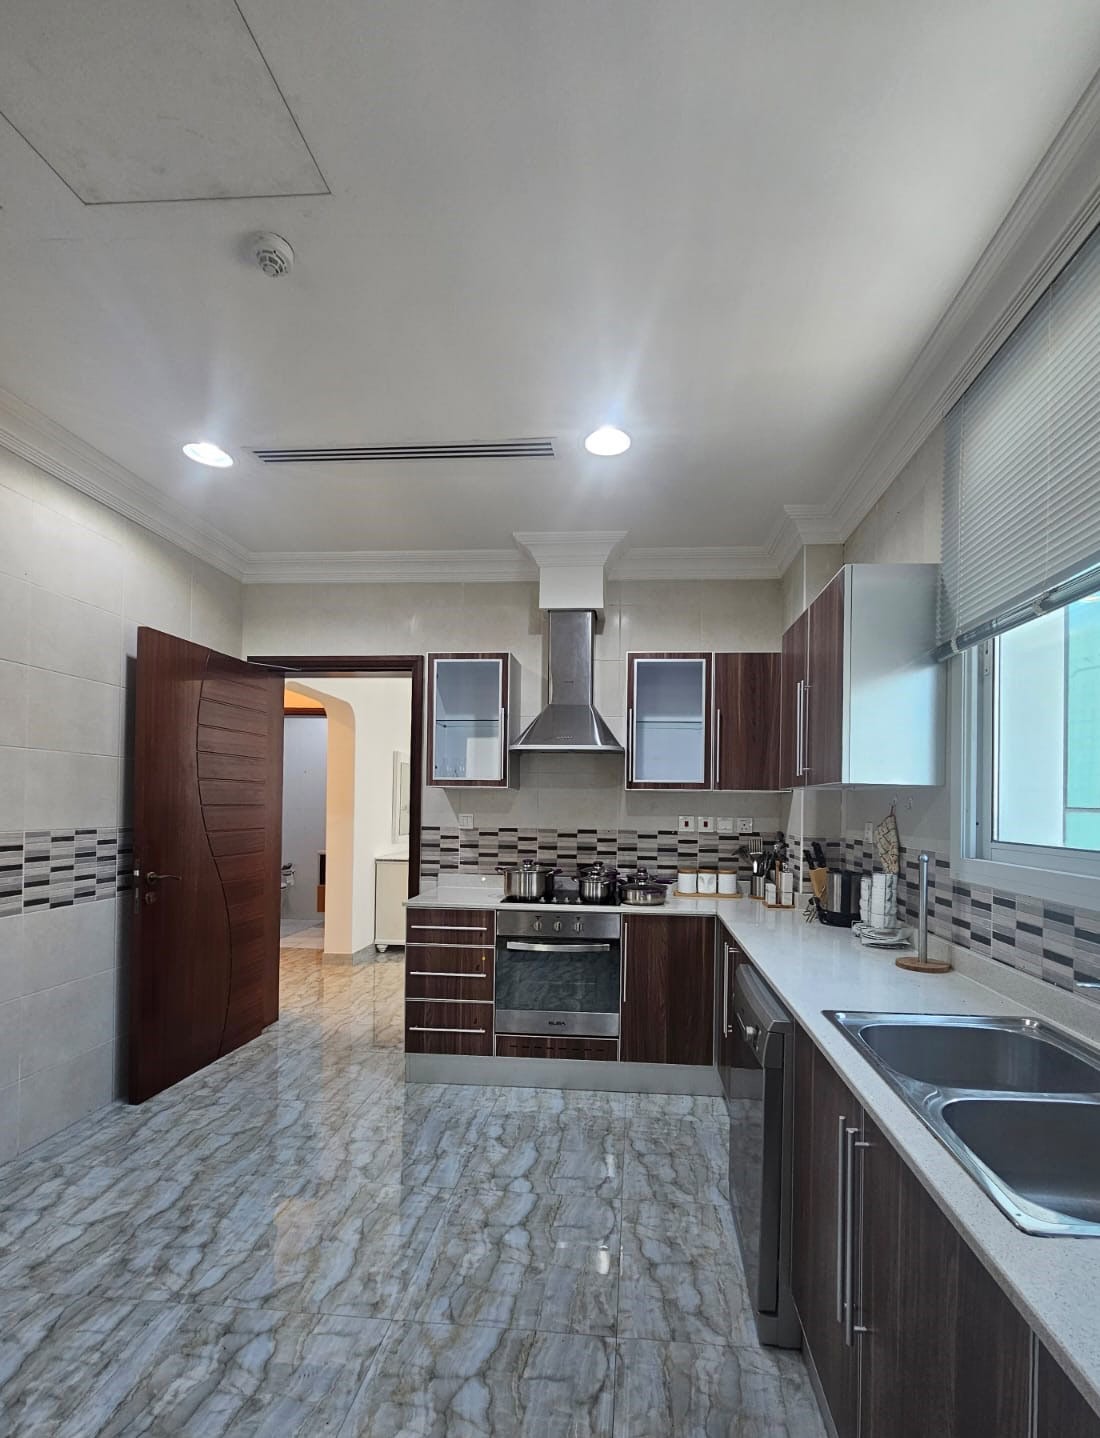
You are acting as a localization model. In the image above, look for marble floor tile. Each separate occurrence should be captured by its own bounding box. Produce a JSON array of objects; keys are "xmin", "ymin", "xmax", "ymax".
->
[
  {"xmin": 613, "ymin": 1339, "xmax": 827, "ymax": 1438},
  {"xmin": 623, "ymin": 1119, "xmax": 730, "ymax": 1208},
  {"xmin": 618, "ymin": 1199, "xmax": 757, "ymax": 1347},
  {"xmin": 398, "ymin": 1187, "xmax": 619, "ymax": 1335},
  {"xmin": 463, "ymin": 1113, "xmax": 627, "ymax": 1199},
  {"xmin": 337, "ymin": 1322, "xmax": 616, "ymax": 1437}
]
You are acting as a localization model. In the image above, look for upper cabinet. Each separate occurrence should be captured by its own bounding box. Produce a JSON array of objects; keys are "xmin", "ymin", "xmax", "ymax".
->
[
  {"xmin": 627, "ymin": 653, "xmax": 712, "ymax": 789},
  {"xmin": 714, "ymin": 652, "xmax": 782, "ymax": 791},
  {"xmin": 427, "ymin": 653, "xmax": 518, "ymax": 787},
  {"xmin": 780, "ymin": 564, "xmax": 945, "ymax": 788}
]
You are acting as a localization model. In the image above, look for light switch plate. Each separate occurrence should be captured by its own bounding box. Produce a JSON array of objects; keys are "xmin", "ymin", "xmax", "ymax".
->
[
  {"xmin": 697, "ymin": 816, "xmax": 716, "ymax": 834},
  {"xmin": 717, "ymin": 817, "xmax": 734, "ymax": 834},
  {"xmin": 736, "ymin": 817, "xmax": 754, "ymax": 834},
  {"xmin": 864, "ymin": 821, "xmax": 875, "ymax": 843},
  {"xmin": 678, "ymin": 815, "xmax": 696, "ymax": 833},
  {"xmin": 457, "ymin": 814, "xmax": 475, "ymax": 830}
]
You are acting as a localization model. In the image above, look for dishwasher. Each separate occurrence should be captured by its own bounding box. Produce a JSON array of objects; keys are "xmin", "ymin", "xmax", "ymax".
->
[{"xmin": 727, "ymin": 961, "xmax": 800, "ymax": 1348}]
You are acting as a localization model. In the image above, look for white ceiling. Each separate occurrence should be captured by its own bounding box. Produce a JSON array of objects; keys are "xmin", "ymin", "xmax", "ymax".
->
[{"xmin": 1, "ymin": 0, "xmax": 1099, "ymax": 566}]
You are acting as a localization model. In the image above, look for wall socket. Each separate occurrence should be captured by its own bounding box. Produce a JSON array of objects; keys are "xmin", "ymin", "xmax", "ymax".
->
[
  {"xmin": 697, "ymin": 816, "xmax": 716, "ymax": 834},
  {"xmin": 678, "ymin": 815, "xmax": 696, "ymax": 833},
  {"xmin": 736, "ymin": 817, "xmax": 754, "ymax": 834},
  {"xmin": 864, "ymin": 821, "xmax": 875, "ymax": 843},
  {"xmin": 457, "ymin": 814, "xmax": 475, "ymax": 830},
  {"xmin": 717, "ymin": 817, "xmax": 735, "ymax": 834}
]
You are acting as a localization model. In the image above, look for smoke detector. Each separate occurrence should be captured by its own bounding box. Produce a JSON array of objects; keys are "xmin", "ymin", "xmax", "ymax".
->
[{"xmin": 251, "ymin": 232, "xmax": 294, "ymax": 278}]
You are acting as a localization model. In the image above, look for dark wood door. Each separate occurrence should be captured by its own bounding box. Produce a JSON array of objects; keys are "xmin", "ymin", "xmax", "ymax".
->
[
  {"xmin": 130, "ymin": 628, "xmax": 284, "ymax": 1103},
  {"xmin": 1037, "ymin": 1346, "xmax": 1100, "ymax": 1438},
  {"xmin": 713, "ymin": 653, "xmax": 782, "ymax": 790},
  {"xmin": 790, "ymin": 1034, "xmax": 860, "ymax": 1438},
  {"xmin": 806, "ymin": 570, "xmax": 845, "ymax": 786},
  {"xmin": 859, "ymin": 1114, "xmax": 1030, "ymax": 1438},
  {"xmin": 621, "ymin": 916, "xmax": 714, "ymax": 1065},
  {"xmin": 780, "ymin": 611, "xmax": 808, "ymax": 788}
]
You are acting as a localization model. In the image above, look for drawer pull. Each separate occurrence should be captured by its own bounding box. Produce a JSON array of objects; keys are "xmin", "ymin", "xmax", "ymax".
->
[
  {"xmin": 408, "ymin": 971, "xmax": 487, "ymax": 979},
  {"xmin": 408, "ymin": 1025, "xmax": 486, "ymax": 1035},
  {"xmin": 406, "ymin": 942, "xmax": 488, "ymax": 951},
  {"xmin": 409, "ymin": 923, "xmax": 488, "ymax": 933}
]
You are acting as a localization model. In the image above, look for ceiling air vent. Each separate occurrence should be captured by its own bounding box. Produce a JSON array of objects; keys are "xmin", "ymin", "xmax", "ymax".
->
[{"xmin": 251, "ymin": 438, "xmax": 555, "ymax": 463}]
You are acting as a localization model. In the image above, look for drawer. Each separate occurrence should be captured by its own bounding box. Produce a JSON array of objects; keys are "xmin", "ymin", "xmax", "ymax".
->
[
  {"xmin": 405, "ymin": 945, "xmax": 494, "ymax": 1001},
  {"xmin": 405, "ymin": 1000, "xmax": 493, "ymax": 1055},
  {"xmin": 405, "ymin": 907, "xmax": 495, "ymax": 946},
  {"xmin": 495, "ymin": 1034, "xmax": 619, "ymax": 1062}
]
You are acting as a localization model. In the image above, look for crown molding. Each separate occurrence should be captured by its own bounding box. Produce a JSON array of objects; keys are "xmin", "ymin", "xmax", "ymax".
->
[
  {"xmin": 783, "ymin": 505, "xmax": 846, "ymax": 547},
  {"xmin": 0, "ymin": 386, "xmax": 250, "ymax": 579},
  {"xmin": 241, "ymin": 548, "xmax": 537, "ymax": 584}
]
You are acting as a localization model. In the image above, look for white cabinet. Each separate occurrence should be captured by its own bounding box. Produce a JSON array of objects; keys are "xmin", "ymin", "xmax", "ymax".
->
[
  {"xmin": 374, "ymin": 856, "xmax": 409, "ymax": 951},
  {"xmin": 626, "ymin": 653, "xmax": 713, "ymax": 790},
  {"xmin": 427, "ymin": 653, "xmax": 518, "ymax": 787}
]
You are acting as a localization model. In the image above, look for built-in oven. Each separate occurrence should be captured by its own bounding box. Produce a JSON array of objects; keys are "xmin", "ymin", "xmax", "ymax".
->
[
  {"xmin": 494, "ymin": 909, "xmax": 621, "ymax": 1038},
  {"xmin": 727, "ymin": 961, "xmax": 800, "ymax": 1348}
]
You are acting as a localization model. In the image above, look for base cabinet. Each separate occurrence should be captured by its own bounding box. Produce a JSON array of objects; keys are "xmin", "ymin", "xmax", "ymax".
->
[
  {"xmin": 716, "ymin": 933, "xmax": 760, "ymax": 1099},
  {"xmin": 621, "ymin": 915, "xmax": 714, "ymax": 1065},
  {"xmin": 1038, "ymin": 1347, "xmax": 1100, "ymax": 1438}
]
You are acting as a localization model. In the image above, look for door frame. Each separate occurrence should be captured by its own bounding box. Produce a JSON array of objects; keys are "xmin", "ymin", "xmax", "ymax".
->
[{"xmin": 249, "ymin": 654, "xmax": 425, "ymax": 893}]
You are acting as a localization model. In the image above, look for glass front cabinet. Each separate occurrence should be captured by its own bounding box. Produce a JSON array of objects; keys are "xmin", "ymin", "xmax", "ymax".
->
[
  {"xmin": 427, "ymin": 653, "xmax": 519, "ymax": 787},
  {"xmin": 626, "ymin": 653, "xmax": 713, "ymax": 790}
]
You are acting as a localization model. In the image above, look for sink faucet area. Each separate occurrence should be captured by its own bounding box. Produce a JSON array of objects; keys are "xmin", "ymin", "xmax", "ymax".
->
[{"xmin": 828, "ymin": 1012, "xmax": 1100, "ymax": 1237}]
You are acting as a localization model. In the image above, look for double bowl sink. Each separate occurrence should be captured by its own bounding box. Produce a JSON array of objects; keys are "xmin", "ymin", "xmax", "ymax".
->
[{"xmin": 828, "ymin": 1012, "xmax": 1100, "ymax": 1237}]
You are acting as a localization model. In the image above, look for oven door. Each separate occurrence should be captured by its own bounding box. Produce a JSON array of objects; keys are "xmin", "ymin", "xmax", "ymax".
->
[{"xmin": 494, "ymin": 938, "xmax": 621, "ymax": 1038}]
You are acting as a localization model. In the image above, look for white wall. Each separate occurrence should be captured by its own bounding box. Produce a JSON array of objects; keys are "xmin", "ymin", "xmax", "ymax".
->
[
  {"xmin": 281, "ymin": 716, "xmax": 328, "ymax": 921},
  {"xmin": 289, "ymin": 677, "xmax": 411, "ymax": 955},
  {"xmin": 0, "ymin": 446, "xmax": 243, "ymax": 1161}
]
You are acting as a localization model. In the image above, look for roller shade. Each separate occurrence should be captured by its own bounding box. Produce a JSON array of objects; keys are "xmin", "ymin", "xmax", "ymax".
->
[{"xmin": 939, "ymin": 220, "xmax": 1100, "ymax": 653}]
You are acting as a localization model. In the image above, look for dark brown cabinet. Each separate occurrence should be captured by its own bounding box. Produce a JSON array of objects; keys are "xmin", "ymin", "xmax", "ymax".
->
[
  {"xmin": 713, "ymin": 652, "xmax": 782, "ymax": 790},
  {"xmin": 780, "ymin": 610, "xmax": 808, "ymax": 789},
  {"xmin": 805, "ymin": 570, "xmax": 845, "ymax": 786},
  {"xmin": 405, "ymin": 906, "xmax": 495, "ymax": 1053},
  {"xmin": 621, "ymin": 915, "xmax": 714, "ymax": 1065},
  {"xmin": 1037, "ymin": 1346, "xmax": 1100, "ymax": 1438}
]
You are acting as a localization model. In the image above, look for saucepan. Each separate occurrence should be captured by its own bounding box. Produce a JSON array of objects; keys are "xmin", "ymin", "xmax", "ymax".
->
[
  {"xmin": 496, "ymin": 861, "xmax": 559, "ymax": 901},
  {"xmin": 577, "ymin": 864, "xmax": 618, "ymax": 904}
]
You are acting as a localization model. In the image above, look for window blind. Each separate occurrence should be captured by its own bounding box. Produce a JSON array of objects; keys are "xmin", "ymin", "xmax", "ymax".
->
[{"xmin": 939, "ymin": 220, "xmax": 1100, "ymax": 653}]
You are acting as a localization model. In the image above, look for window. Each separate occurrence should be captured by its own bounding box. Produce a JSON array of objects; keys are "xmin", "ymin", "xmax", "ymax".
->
[{"xmin": 977, "ymin": 594, "xmax": 1100, "ymax": 876}]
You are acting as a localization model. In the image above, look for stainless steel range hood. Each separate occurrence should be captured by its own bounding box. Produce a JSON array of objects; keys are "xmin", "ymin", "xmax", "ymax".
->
[{"xmin": 510, "ymin": 610, "xmax": 624, "ymax": 754}]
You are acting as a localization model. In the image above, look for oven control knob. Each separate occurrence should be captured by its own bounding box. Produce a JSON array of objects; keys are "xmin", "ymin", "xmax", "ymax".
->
[
  {"xmin": 573, "ymin": 920, "xmax": 582, "ymax": 933},
  {"xmin": 553, "ymin": 919, "xmax": 563, "ymax": 932},
  {"xmin": 533, "ymin": 919, "xmax": 543, "ymax": 933}
]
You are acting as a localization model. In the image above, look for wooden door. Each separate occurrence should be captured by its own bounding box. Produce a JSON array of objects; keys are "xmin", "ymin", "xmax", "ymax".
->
[
  {"xmin": 1037, "ymin": 1345, "xmax": 1100, "ymax": 1438},
  {"xmin": 130, "ymin": 628, "xmax": 284, "ymax": 1103},
  {"xmin": 621, "ymin": 915, "xmax": 714, "ymax": 1064},
  {"xmin": 713, "ymin": 653, "xmax": 782, "ymax": 790},
  {"xmin": 780, "ymin": 612, "xmax": 808, "ymax": 788},
  {"xmin": 806, "ymin": 570, "xmax": 845, "ymax": 786},
  {"xmin": 790, "ymin": 1035, "xmax": 860, "ymax": 1438},
  {"xmin": 859, "ymin": 1113, "xmax": 1030, "ymax": 1438}
]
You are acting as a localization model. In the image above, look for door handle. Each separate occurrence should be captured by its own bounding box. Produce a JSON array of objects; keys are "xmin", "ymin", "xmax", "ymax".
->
[
  {"xmin": 844, "ymin": 1125, "xmax": 871, "ymax": 1347},
  {"xmin": 146, "ymin": 871, "xmax": 181, "ymax": 884}
]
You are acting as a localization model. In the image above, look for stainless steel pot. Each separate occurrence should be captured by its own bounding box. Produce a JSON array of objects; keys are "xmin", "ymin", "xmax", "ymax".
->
[
  {"xmin": 620, "ymin": 881, "xmax": 668, "ymax": 906},
  {"xmin": 577, "ymin": 864, "xmax": 617, "ymax": 904},
  {"xmin": 496, "ymin": 861, "xmax": 559, "ymax": 901}
]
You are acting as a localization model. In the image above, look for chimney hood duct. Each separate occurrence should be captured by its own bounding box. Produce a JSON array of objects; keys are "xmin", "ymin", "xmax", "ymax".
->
[{"xmin": 511, "ymin": 610, "xmax": 624, "ymax": 754}]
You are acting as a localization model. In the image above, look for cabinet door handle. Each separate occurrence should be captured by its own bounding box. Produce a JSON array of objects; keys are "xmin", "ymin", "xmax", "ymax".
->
[
  {"xmin": 714, "ymin": 708, "xmax": 722, "ymax": 789},
  {"xmin": 795, "ymin": 680, "xmax": 804, "ymax": 777},
  {"xmin": 627, "ymin": 706, "xmax": 635, "ymax": 783},
  {"xmin": 408, "ymin": 1025, "xmax": 486, "ymax": 1035},
  {"xmin": 722, "ymin": 943, "xmax": 730, "ymax": 1037},
  {"xmin": 621, "ymin": 920, "xmax": 629, "ymax": 1005},
  {"xmin": 835, "ymin": 1115, "xmax": 847, "ymax": 1324},
  {"xmin": 802, "ymin": 681, "xmax": 811, "ymax": 776},
  {"xmin": 408, "ymin": 971, "xmax": 487, "ymax": 979},
  {"xmin": 499, "ymin": 704, "xmax": 506, "ymax": 783},
  {"xmin": 844, "ymin": 1126, "xmax": 871, "ymax": 1347}
]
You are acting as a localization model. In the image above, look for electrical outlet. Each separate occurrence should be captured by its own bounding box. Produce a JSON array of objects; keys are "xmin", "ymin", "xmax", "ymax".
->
[
  {"xmin": 697, "ymin": 816, "xmax": 716, "ymax": 834},
  {"xmin": 457, "ymin": 814, "xmax": 475, "ymax": 830},
  {"xmin": 863, "ymin": 821, "xmax": 875, "ymax": 843},
  {"xmin": 717, "ymin": 817, "xmax": 734, "ymax": 835},
  {"xmin": 678, "ymin": 815, "xmax": 696, "ymax": 833},
  {"xmin": 736, "ymin": 817, "xmax": 754, "ymax": 835}
]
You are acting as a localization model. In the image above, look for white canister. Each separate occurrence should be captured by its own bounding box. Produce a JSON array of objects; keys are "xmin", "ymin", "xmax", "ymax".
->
[
  {"xmin": 677, "ymin": 868, "xmax": 698, "ymax": 895},
  {"xmin": 697, "ymin": 869, "xmax": 718, "ymax": 896},
  {"xmin": 765, "ymin": 881, "xmax": 777, "ymax": 905},
  {"xmin": 737, "ymin": 878, "xmax": 751, "ymax": 897},
  {"xmin": 718, "ymin": 865, "xmax": 738, "ymax": 895}
]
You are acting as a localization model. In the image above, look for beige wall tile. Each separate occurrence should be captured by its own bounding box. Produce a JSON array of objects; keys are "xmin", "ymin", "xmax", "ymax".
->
[
  {"xmin": 25, "ymin": 670, "xmax": 120, "ymax": 757},
  {"xmin": 24, "ymin": 750, "xmax": 119, "ymax": 829},
  {"xmin": 18, "ymin": 1040, "xmax": 117, "ymax": 1150},
  {"xmin": 190, "ymin": 558, "xmax": 243, "ymax": 656},
  {"xmin": 0, "ymin": 483, "xmax": 34, "ymax": 581},
  {"xmin": 0, "ymin": 660, "xmax": 27, "ymax": 748},
  {"xmin": 699, "ymin": 580, "xmax": 784, "ymax": 651},
  {"xmin": 0, "ymin": 996, "xmax": 20, "ymax": 1089},
  {"xmin": 22, "ymin": 900, "xmax": 117, "ymax": 996},
  {"xmin": 0, "ymin": 1081, "xmax": 16, "ymax": 1162},
  {"xmin": 0, "ymin": 914, "xmax": 23, "ymax": 1006},
  {"xmin": 0, "ymin": 746, "xmax": 25, "ymax": 830},
  {"xmin": 20, "ymin": 969, "xmax": 117, "ymax": 1078},
  {"xmin": 28, "ymin": 589, "xmax": 123, "ymax": 686},
  {"xmin": 122, "ymin": 530, "xmax": 193, "ymax": 634},
  {"xmin": 0, "ymin": 574, "xmax": 30, "ymax": 664},
  {"xmin": 27, "ymin": 504, "xmax": 124, "ymax": 614}
]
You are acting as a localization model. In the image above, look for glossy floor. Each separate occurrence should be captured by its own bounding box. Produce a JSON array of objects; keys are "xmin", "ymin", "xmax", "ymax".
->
[{"xmin": 0, "ymin": 933, "xmax": 825, "ymax": 1437}]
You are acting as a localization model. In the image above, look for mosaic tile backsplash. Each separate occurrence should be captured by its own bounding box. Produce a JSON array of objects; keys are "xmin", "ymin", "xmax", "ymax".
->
[
  {"xmin": 420, "ymin": 825, "xmax": 778, "ymax": 880},
  {"xmin": 837, "ymin": 835, "xmax": 1100, "ymax": 1002},
  {"xmin": 0, "ymin": 829, "xmax": 132, "ymax": 916}
]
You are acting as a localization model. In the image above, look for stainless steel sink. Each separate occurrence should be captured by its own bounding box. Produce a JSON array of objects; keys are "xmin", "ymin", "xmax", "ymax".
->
[{"xmin": 827, "ymin": 1011, "xmax": 1100, "ymax": 1236}]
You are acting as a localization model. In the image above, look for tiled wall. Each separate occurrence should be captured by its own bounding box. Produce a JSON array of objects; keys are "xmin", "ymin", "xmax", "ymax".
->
[
  {"xmin": 0, "ymin": 446, "xmax": 243, "ymax": 1160},
  {"xmin": 421, "ymin": 824, "xmax": 779, "ymax": 879}
]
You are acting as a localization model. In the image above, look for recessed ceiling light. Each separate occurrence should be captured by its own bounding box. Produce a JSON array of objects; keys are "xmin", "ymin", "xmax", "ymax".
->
[
  {"xmin": 584, "ymin": 425, "xmax": 631, "ymax": 457},
  {"xmin": 182, "ymin": 441, "xmax": 233, "ymax": 468}
]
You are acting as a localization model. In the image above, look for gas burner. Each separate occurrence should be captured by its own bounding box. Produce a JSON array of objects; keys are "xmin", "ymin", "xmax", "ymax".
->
[{"xmin": 500, "ymin": 895, "xmax": 586, "ymax": 905}]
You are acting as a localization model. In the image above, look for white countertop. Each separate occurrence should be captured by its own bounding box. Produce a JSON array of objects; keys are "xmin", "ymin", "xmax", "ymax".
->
[
  {"xmin": 407, "ymin": 875, "xmax": 763, "ymax": 918},
  {"xmin": 407, "ymin": 874, "xmax": 1100, "ymax": 1409}
]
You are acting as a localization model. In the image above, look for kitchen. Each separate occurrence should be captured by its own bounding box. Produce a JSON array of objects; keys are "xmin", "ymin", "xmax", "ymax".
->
[{"xmin": 3, "ymin": 3, "xmax": 1100, "ymax": 1435}]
